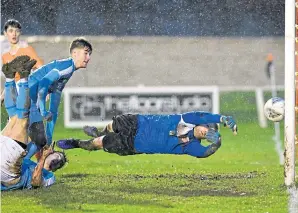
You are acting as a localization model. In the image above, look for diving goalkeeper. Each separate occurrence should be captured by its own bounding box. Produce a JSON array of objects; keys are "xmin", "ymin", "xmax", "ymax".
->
[{"xmin": 57, "ymin": 112, "xmax": 237, "ymax": 158}]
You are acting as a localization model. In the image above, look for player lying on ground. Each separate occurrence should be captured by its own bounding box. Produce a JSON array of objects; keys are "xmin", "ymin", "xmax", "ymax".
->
[
  {"xmin": 25, "ymin": 38, "xmax": 93, "ymax": 160},
  {"xmin": 1, "ymin": 56, "xmax": 66, "ymax": 191},
  {"xmin": 57, "ymin": 112, "xmax": 237, "ymax": 158}
]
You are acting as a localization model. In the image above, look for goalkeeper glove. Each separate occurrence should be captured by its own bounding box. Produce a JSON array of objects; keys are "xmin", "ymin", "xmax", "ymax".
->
[
  {"xmin": 206, "ymin": 129, "xmax": 221, "ymax": 144},
  {"xmin": 220, "ymin": 115, "xmax": 237, "ymax": 134}
]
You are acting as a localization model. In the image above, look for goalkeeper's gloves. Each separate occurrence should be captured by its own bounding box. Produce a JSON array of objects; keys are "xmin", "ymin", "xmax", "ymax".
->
[
  {"xmin": 206, "ymin": 128, "xmax": 221, "ymax": 144},
  {"xmin": 220, "ymin": 115, "xmax": 238, "ymax": 135}
]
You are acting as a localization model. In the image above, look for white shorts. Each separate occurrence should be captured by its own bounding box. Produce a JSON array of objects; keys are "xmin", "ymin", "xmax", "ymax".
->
[{"xmin": 0, "ymin": 135, "xmax": 26, "ymax": 184}]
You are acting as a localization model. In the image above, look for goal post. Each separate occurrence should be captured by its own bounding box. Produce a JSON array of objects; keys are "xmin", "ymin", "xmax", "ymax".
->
[{"xmin": 284, "ymin": 0, "xmax": 296, "ymax": 186}]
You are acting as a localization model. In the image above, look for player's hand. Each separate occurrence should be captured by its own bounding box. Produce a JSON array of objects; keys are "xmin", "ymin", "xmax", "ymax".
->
[
  {"xmin": 42, "ymin": 111, "xmax": 53, "ymax": 121},
  {"xmin": 41, "ymin": 144, "xmax": 54, "ymax": 159},
  {"xmin": 206, "ymin": 129, "xmax": 221, "ymax": 144},
  {"xmin": 220, "ymin": 115, "xmax": 238, "ymax": 135}
]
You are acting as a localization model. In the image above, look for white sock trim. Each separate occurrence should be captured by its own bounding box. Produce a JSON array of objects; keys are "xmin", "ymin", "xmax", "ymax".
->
[
  {"xmin": 6, "ymin": 78, "xmax": 14, "ymax": 82},
  {"xmin": 18, "ymin": 78, "xmax": 28, "ymax": 83}
]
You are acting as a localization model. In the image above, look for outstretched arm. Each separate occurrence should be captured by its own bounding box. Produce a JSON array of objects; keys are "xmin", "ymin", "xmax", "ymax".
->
[
  {"xmin": 38, "ymin": 69, "xmax": 60, "ymax": 120},
  {"xmin": 31, "ymin": 145, "xmax": 53, "ymax": 187},
  {"xmin": 182, "ymin": 111, "xmax": 222, "ymax": 125},
  {"xmin": 183, "ymin": 138, "xmax": 221, "ymax": 158},
  {"xmin": 182, "ymin": 112, "xmax": 237, "ymax": 134}
]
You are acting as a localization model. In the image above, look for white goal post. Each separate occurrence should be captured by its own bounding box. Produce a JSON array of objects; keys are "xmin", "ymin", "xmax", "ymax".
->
[{"xmin": 284, "ymin": 0, "xmax": 296, "ymax": 186}]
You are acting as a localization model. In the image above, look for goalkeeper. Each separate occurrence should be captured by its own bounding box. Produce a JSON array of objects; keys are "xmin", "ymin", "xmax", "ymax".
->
[{"xmin": 57, "ymin": 112, "xmax": 237, "ymax": 158}]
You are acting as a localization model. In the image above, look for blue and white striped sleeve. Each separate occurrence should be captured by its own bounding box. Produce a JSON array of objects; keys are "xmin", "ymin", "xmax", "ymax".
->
[{"xmin": 37, "ymin": 69, "xmax": 60, "ymax": 116}]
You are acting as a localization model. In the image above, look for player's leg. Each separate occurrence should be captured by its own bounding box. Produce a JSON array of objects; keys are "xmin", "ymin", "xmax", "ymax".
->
[
  {"xmin": 83, "ymin": 123, "xmax": 113, "ymax": 138},
  {"xmin": 25, "ymin": 77, "xmax": 47, "ymax": 159},
  {"xmin": 111, "ymin": 114, "xmax": 138, "ymax": 134},
  {"xmin": 83, "ymin": 114, "xmax": 138, "ymax": 137},
  {"xmin": 57, "ymin": 136, "xmax": 103, "ymax": 151},
  {"xmin": 4, "ymin": 80, "xmax": 17, "ymax": 118},
  {"xmin": 1, "ymin": 73, "xmax": 30, "ymax": 186},
  {"xmin": 26, "ymin": 90, "xmax": 42, "ymax": 159},
  {"xmin": 1, "ymin": 79, "xmax": 18, "ymax": 136},
  {"xmin": 28, "ymin": 81, "xmax": 43, "ymax": 125},
  {"xmin": 57, "ymin": 131, "xmax": 137, "ymax": 156},
  {"xmin": 5, "ymin": 68, "xmax": 31, "ymax": 144},
  {"xmin": 45, "ymin": 92, "xmax": 61, "ymax": 145}
]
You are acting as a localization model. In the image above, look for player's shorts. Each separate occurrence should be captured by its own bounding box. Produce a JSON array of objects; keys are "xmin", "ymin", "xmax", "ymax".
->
[
  {"xmin": 102, "ymin": 114, "xmax": 138, "ymax": 156},
  {"xmin": 0, "ymin": 135, "xmax": 26, "ymax": 186}
]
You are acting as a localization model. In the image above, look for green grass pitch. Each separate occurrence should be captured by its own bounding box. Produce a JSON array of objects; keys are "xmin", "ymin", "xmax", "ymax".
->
[{"xmin": 1, "ymin": 91, "xmax": 297, "ymax": 213}]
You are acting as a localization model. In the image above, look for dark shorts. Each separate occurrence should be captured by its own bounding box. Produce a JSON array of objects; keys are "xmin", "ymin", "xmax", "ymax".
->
[{"xmin": 102, "ymin": 114, "xmax": 138, "ymax": 156}]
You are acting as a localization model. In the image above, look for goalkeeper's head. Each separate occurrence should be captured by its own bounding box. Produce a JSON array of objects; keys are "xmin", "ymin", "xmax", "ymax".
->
[
  {"xmin": 44, "ymin": 151, "xmax": 67, "ymax": 172},
  {"xmin": 194, "ymin": 123, "xmax": 219, "ymax": 139},
  {"xmin": 70, "ymin": 37, "xmax": 93, "ymax": 69}
]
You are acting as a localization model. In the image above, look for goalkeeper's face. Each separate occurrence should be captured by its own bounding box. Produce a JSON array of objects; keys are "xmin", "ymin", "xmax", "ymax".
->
[
  {"xmin": 194, "ymin": 126, "xmax": 208, "ymax": 139},
  {"xmin": 194, "ymin": 124, "xmax": 219, "ymax": 140},
  {"xmin": 72, "ymin": 47, "xmax": 92, "ymax": 69}
]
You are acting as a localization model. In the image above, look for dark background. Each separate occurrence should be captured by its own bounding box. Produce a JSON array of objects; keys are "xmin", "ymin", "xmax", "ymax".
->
[{"xmin": 1, "ymin": 0, "xmax": 284, "ymax": 36}]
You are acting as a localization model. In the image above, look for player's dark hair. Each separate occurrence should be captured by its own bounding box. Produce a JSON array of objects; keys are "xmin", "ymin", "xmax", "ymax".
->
[
  {"xmin": 48, "ymin": 151, "xmax": 67, "ymax": 172},
  {"xmin": 69, "ymin": 38, "xmax": 92, "ymax": 54},
  {"xmin": 3, "ymin": 19, "xmax": 22, "ymax": 32}
]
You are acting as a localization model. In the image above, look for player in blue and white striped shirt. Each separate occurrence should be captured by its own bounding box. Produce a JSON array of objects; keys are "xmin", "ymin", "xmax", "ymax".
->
[{"xmin": 26, "ymin": 38, "xmax": 92, "ymax": 159}]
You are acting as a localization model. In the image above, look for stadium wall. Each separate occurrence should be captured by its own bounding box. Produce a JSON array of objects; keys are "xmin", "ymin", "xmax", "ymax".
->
[{"xmin": 24, "ymin": 36, "xmax": 284, "ymax": 88}]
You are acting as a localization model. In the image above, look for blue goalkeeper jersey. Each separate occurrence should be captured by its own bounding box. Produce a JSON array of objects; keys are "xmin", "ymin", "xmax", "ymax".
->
[
  {"xmin": 134, "ymin": 112, "xmax": 221, "ymax": 157},
  {"xmin": 1, "ymin": 159, "xmax": 55, "ymax": 191}
]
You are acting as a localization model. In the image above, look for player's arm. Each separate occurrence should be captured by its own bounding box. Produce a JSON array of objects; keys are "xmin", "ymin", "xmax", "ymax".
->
[
  {"xmin": 184, "ymin": 129, "xmax": 221, "ymax": 158},
  {"xmin": 31, "ymin": 145, "xmax": 53, "ymax": 187},
  {"xmin": 184, "ymin": 139, "xmax": 221, "ymax": 158},
  {"xmin": 182, "ymin": 111, "xmax": 221, "ymax": 124},
  {"xmin": 37, "ymin": 69, "xmax": 60, "ymax": 120},
  {"xmin": 182, "ymin": 112, "xmax": 237, "ymax": 134},
  {"xmin": 45, "ymin": 91, "xmax": 62, "ymax": 145}
]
